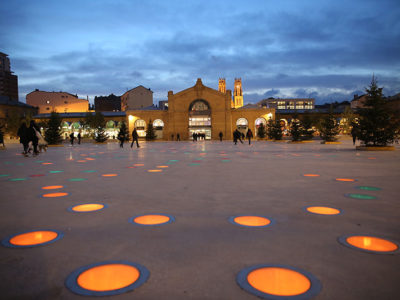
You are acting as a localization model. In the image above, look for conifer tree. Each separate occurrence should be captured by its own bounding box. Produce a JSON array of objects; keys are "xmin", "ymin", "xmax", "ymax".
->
[
  {"xmin": 358, "ymin": 76, "xmax": 398, "ymax": 146},
  {"xmin": 145, "ymin": 119, "xmax": 156, "ymax": 140},
  {"xmin": 257, "ymin": 122, "xmax": 266, "ymax": 139},
  {"xmin": 265, "ymin": 119, "xmax": 273, "ymax": 139},
  {"xmin": 94, "ymin": 127, "xmax": 108, "ymax": 143},
  {"xmin": 319, "ymin": 105, "xmax": 340, "ymax": 142},
  {"xmin": 44, "ymin": 112, "xmax": 63, "ymax": 144},
  {"xmin": 272, "ymin": 120, "xmax": 283, "ymax": 140},
  {"xmin": 301, "ymin": 114, "xmax": 315, "ymax": 140},
  {"xmin": 290, "ymin": 115, "xmax": 303, "ymax": 141}
]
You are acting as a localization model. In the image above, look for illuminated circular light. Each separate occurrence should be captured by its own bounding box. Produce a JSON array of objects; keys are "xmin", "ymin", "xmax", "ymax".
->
[
  {"xmin": 338, "ymin": 235, "xmax": 399, "ymax": 254},
  {"xmin": 130, "ymin": 214, "xmax": 175, "ymax": 226},
  {"xmin": 169, "ymin": 160, "xmax": 178, "ymax": 162},
  {"xmin": 237, "ymin": 264, "xmax": 321, "ymax": 299},
  {"xmin": 102, "ymin": 174, "xmax": 118, "ymax": 177},
  {"xmin": 222, "ymin": 159, "xmax": 231, "ymax": 162},
  {"xmin": 69, "ymin": 178, "xmax": 87, "ymax": 182},
  {"xmin": 148, "ymin": 169, "xmax": 162, "ymax": 172},
  {"xmin": 2, "ymin": 229, "xmax": 63, "ymax": 248},
  {"xmin": 0, "ymin": 174, "xmax": 10, "ymax": 177},
  {"xmin": 85, "ymin": 158, "xmax": 95, "ymax": 161},
  {"xmin": 133, "ymin": 164, "xmax": 144, "ymax": 166},
  {"xmin": 336, "ymin": 178, "xmax": 356, "ymax": 182},
  {"xmin": 345, "ymin": 193, "xmax": 377, "ymax": 200},
  {"xmin": 303, "ymin": 174, "xmax": 320, "ymax": 177},
  {"xmin": 305, "ymin": 206, "xmax": 342, "ymax": 215},
  {"xmin": 9, "ymin": 178, "xmax": 27, "ymax": 181},
  {"xmin": 65, "ymin": 261, "xmax": 149, "ymax": 296},
  {"xmin": 49, "ymin": 170, "xmax": 64, "ymax": 173},
  {"xmin": 229, "ymin": 216, "xmax": 274, "ymax": 228},
  {"xmin": 82, "ymin": 170, "xmax": 97, "ymax": 173},
  {"xmin": 42, "ymin": 185, "xmax": 64, "ymax": 190},
  {"xmin": 77, "ymin": 160, "xmax": 87, "ymax": 163},
  {"xmin": 29, "ymin": 174, "xmax": 45, "ymax": 177},
  {"xmin": 357, "ymin": 186, "xmax": 381, "ymax": 191},
  {"xmin": 189, "ymin": 163, "xmax": 200, "ymax": 166},
  {"xmin": 42, "ymin": 192, "xmax": 69, "ymax": 198},
  {"xmin": 42, "ymin": 162, "xmax": 53, "ymax": 165},
  {"xmin": 69, "ymin": 203, "xmax": 107, "ymax": 213}
]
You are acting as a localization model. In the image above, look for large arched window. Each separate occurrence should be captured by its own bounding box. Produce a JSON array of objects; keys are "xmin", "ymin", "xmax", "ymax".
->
[
  {"xmin": 189, "ymin": 100, "xmax": 210, "ymax": 112},
  {"xmin": 236, "ymin": 118, "xmax": 248, "ymax": 129},
  {"xmin": 188, "ymin": 99, "xmax": 212, "ymax": 140},
  {"xmin": 153, "ymin": 119, "xmax": 164, "ymax": 130},
  {"xmin": 255, "ymin": 117, "xmax": 267, "ymax": 127},
  {"xmin": 71, "ymin": 122, "xmax": 81, "ymax": 129},
  {"xmin": 106, "ymin": 120, "xmax": 115, "ymax": 128},
  {"xmin": 135, "ymin": 119, "xmax": 146, "ymax": 130}
]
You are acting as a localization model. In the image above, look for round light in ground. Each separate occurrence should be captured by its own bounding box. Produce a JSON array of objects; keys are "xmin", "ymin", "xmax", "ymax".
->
[
  {"xmin": 29, "ymin": 174, "xmax": 45, "ymax": 177},
  {"xmin": 42, "ymin": 162, "xmax": 53, "ymax": 165},
  {"xmin": 2, "ymin": 230, "xmax": 63, "ymax": 248},
  {"xmin": 237, "ymin": 264, "xmax": 321, "ymax": 299},
  {"xmin": 65, "ymin": 261, "xmax": 149, "ymax": 296},
  {"xmin": 148, "ymin": 169, "xmax": 162, "ymax": 172},
  {"xmin": 42, "ymin": 185, "xmax": 64, "ymax": 190},
  {"xmin": 303, "ymin": 174, "xmax": 320, "ymax": 177},
  {"xmin": 229, "ymin": 216, "xmax": 274, "ymax": 228},
  {"xmin": 357, "ymin": 186, "xmax": 381, "ymax": 191},
  {"xmin": 336, "ymin": 178, "xmax": 356, "ymax": 182},
  {"xmin": 102, "ymin": 174, "xmax": 118, "ymax": 177},
  {"xmin": 9, "ymin": 178, "xmax": 27, "ymax": 181},
  {"xmin": 42, "ymin": 192, "xmax": 69, "ymax": 198},
  {"xmin": 345, "ymin": 193, "xmax": 377, "ymax": 200},
  {"xmin": 305, "ymin": 206, "xmax": 342, "ymax": 215},
  {"xmin": 157, "ymin": 166, "xmax": 169, "ymax": 168},
  {"xmin": 133, "ymin": 164, "xmax": 144, "ymax": 166},
  {"xmin": 130, "ymin": 214, "xmax": 175, "ymax": 226},
  {"xmin": 69, "ymin": 203, "xmax": 107, "ymax": 213},
  {"xmin": 338, "ymin": 235, "xmax": 399, "ymax": 254}
]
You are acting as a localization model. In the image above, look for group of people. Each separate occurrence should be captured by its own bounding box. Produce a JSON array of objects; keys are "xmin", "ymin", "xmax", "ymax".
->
[
  {"xmin": 17, "ymin": 120, "xmax": 47, "ymax": 156},
  {"xmin": 233, "ymin": 128, "xmax": 253, "ymax": 145},
  {"xmin": 69, "ymin": 132, "xmax": 81, "ymax": 145},
  {"xmin": 192, "ymin": 132, "xmax": 206, "ymax": 141},
  {"xmin": 117, "ymin": 128, "xmax": 140, "ymax": 148},
  {"xmin": 171, "ymin": 133, "xmax": 181, "ymax": 141}
]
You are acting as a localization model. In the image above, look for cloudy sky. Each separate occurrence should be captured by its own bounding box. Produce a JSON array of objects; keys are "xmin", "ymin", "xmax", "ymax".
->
[{"xmin": 1, "ymin": 0, "xmax": 399, "ymax": 105}]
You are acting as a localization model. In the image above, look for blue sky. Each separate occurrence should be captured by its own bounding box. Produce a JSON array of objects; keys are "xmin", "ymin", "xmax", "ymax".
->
[{"xmin": 1, "ymin": 0, "xmax": 399, "ymax": 105}]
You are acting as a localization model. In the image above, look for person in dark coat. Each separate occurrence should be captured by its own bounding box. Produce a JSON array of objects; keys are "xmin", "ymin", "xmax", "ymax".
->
[
  {"xmin": 118, "ymin": 131, "xmax": 125, "ymax": 148},
  {"xmin": 351, "ymin": 123, "xmax": 358, "ymax": 145},
  {"xmin": 130, "ymin": 128, "xmax": 140, "ymax": 148},
  {"xmin": 27, "ymin": 120, "xmax": 39, "ymax": 155},
  {"xmin": 176, "ymin": 133, "xmax": 180, "ymax": 141},
  {"xmin": 77, "ymin": 132, "xmax": 81, "ymax": 144},
  {"xmin": 219, "ymin": 132, "xmax": 223, "ymax": 142},
  {"xmin": 246, "ymin": 128, "xmax": 253, "ymax": 145},
  {"xmin": 233, "ymin": 129, "xmax": 243, "ymax": 145},
  {"xmin": 17, "ymin": 122, "xmax": 29, "ymax": 155},
  {"xmin": 70, "ymin": 132, "xmax": 75, "ymax": 145}
]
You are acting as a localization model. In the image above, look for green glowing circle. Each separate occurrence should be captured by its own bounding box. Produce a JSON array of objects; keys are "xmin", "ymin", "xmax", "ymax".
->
[
  {"xmin": 346, "ymin": 193, "xmax": 377, "ymax": 200},
  {"xmin": 69, "ymin": 178, "xmax": 87, "ymax": 182},
  {"xmin": 357, "ymin": 186, "xmax": 381, "ymax": 191},
  {"xmin": 49, "ymin": 170, "xmax": 64, "ymax": 173}
]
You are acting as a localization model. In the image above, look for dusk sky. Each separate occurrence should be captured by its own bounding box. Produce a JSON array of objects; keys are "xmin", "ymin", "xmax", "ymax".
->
[{"xmin": 1, "ymin": 0, "xmax": 399, "ymax": 105}]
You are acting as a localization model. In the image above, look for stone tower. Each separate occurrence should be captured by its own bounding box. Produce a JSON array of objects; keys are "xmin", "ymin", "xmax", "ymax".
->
[
  {"xmin": 233, "ymin": 78, "xmax": 243, "ymax": 108},
  {"xmin": 218, "ymin": 78, "xmax": 226, "ymax": 93}
]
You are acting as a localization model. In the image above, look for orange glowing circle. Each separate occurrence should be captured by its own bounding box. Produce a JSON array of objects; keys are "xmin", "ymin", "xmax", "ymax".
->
[
  {"xmin": 336, "ymin": 178, "xmax": 355, "ymax": 182},
  {"xmin": 234, "ymin": 216, "xmax": 271, "ymax": 227},
  {"xmin": 10, "ymin": 231, "xmax": 58, "ymax": 246},
  {"xmin": 42, "ymin": 162, "xmax": 53, "ymax": 165},
  {"xmin": 102, "ymin": 174, "xmax": 118, "ymax": 177},
  {"xmin": 247, "ymin": 267, "xmax": 311, "ymax": 296},
  {"xmin": 72, "ymin": 204, "xmax": 105, "ymax": 212},
  {"xmin": 85, "ymin": 158, "xmax": 95, "ymax": 161},
  {"xmin": 306, "ymin": 206, "xmax": 341, "ymax": 215},
  {"xmin": 157, "ymin": 166, "xmax": 169, "ymax": 168},
  {"xmin": 77, "ymin": 264, "xmax": 140, "ymax": 292},
  {"xmin": 43, "ymin": 192, "xmax": 68, "ymax": 197},
  {"xmin": 148, "ymin": 169, "xmax": 162, "ymax": 172},
  {"xmin": 303, "ymin": 174, "xmax": 320, "ymax": 177},
  {"xmin": 134, "ymin": 164, "xmax": 144, "ymax": 166},
  {"xmin": 346, "ymin": 236, "xmax": 398, "ymax": 252},
  {"xmin": 134, "ymin": 215, "xmax": 170, "ymax": 225},
  {"xmin": 77, "ymin": 160, "xmax": 87, "ymax": 163},
  {"xmin": 42, "ymin": 185, "xmax": 64, "ymax": 190}
]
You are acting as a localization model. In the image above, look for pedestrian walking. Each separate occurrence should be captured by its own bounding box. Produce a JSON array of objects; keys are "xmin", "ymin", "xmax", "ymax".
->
[
  {"xmin": 118, "ymin": 131, "xmax": 125, "ymax": 148},
  {"xmin": 77, "ymin": 132, "xmax": 81, "ymax": 144},
  {"xmin": 70, "ymin": 132, "xmax": 75, "ymax": 145},
  {"xmin": 246, "ymin": 128, "xmax": 253, "ymax": 145},
  {"xmin": 233, "ymin": 129, "xmax": 243, "ymax": 145},
  {"xmin": 28, "ymin": 120, "xmax": 39, "ymax": 155},
  {"xmin": 130, "ymin": 128, "xmax": 140, "ymax": 148},
  {"xmin": 17, "ymin": 122, "xmax": 29, "ymax": 155},
  {"xmin": 219, "ymin": 132, "xmax": 223, "ymax": 142},
  {"xmin": 177, "ymin": 133, "xmax": 180, "ymax": 141},
  {"xmin": 0, "ymin": 128, "xmax": 5, "ymax": 149},
  {"xmin": 351, "ymin": 123, "xmax": 358, "ymax": 145}
]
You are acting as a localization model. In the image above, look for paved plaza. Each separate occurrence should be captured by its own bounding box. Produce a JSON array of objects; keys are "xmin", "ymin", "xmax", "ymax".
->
[{"xmin": 0, "ymin": 139, "xmax": 399, "ymax": 299}]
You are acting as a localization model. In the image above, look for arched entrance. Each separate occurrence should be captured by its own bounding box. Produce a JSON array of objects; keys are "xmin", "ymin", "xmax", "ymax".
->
[
  {"xmin": 255, "ymin": 117, "xmax": 267, "ymax": 137},
  {"xmin": 153, "ymin": 119, "xmax": 164, "ymax": 139},
  {"xmin": 236, "ymin": 118, "xmax": 248, "ymax": 136},
  {"xmin": 188, "ymin": 99, "xmax": 211, "ymax": 140},
  {"xmin": 134, "ymin": 119, "xmax": 146, "ymax": 137}
]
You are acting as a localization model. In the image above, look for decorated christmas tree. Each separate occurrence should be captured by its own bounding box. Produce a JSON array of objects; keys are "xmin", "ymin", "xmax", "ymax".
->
[
  {"xmin": 145, "ymin": 119, "xmax": 156, "ymax": 141},
  {"xmin": 44, "ymin": 112, "xmax": 63, "ymax": 144},
  {"xmin": 94, "ymin": 127, "xmax": 108, "ymax": 143},
  {"xmin": 272, "ymin": 120, "xmax": 283, "ymax": 140},
  {"xmin": 358, "ymin": 76, "xmax": 398, "ymax": 146},
  {"xmin": 257, "ymin": 122, "xmax": 266, "ymax": 139},
  {"xmin": 319, "ymin": 105, "xmax": 340, "ymax": 142},
  {"xmin": 290, "ymin": 115, "xmax": 303, "ymax": 141},
  {"xmin": 301, "ymin": 114, "xmax": 315, "ymax": 140}
]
